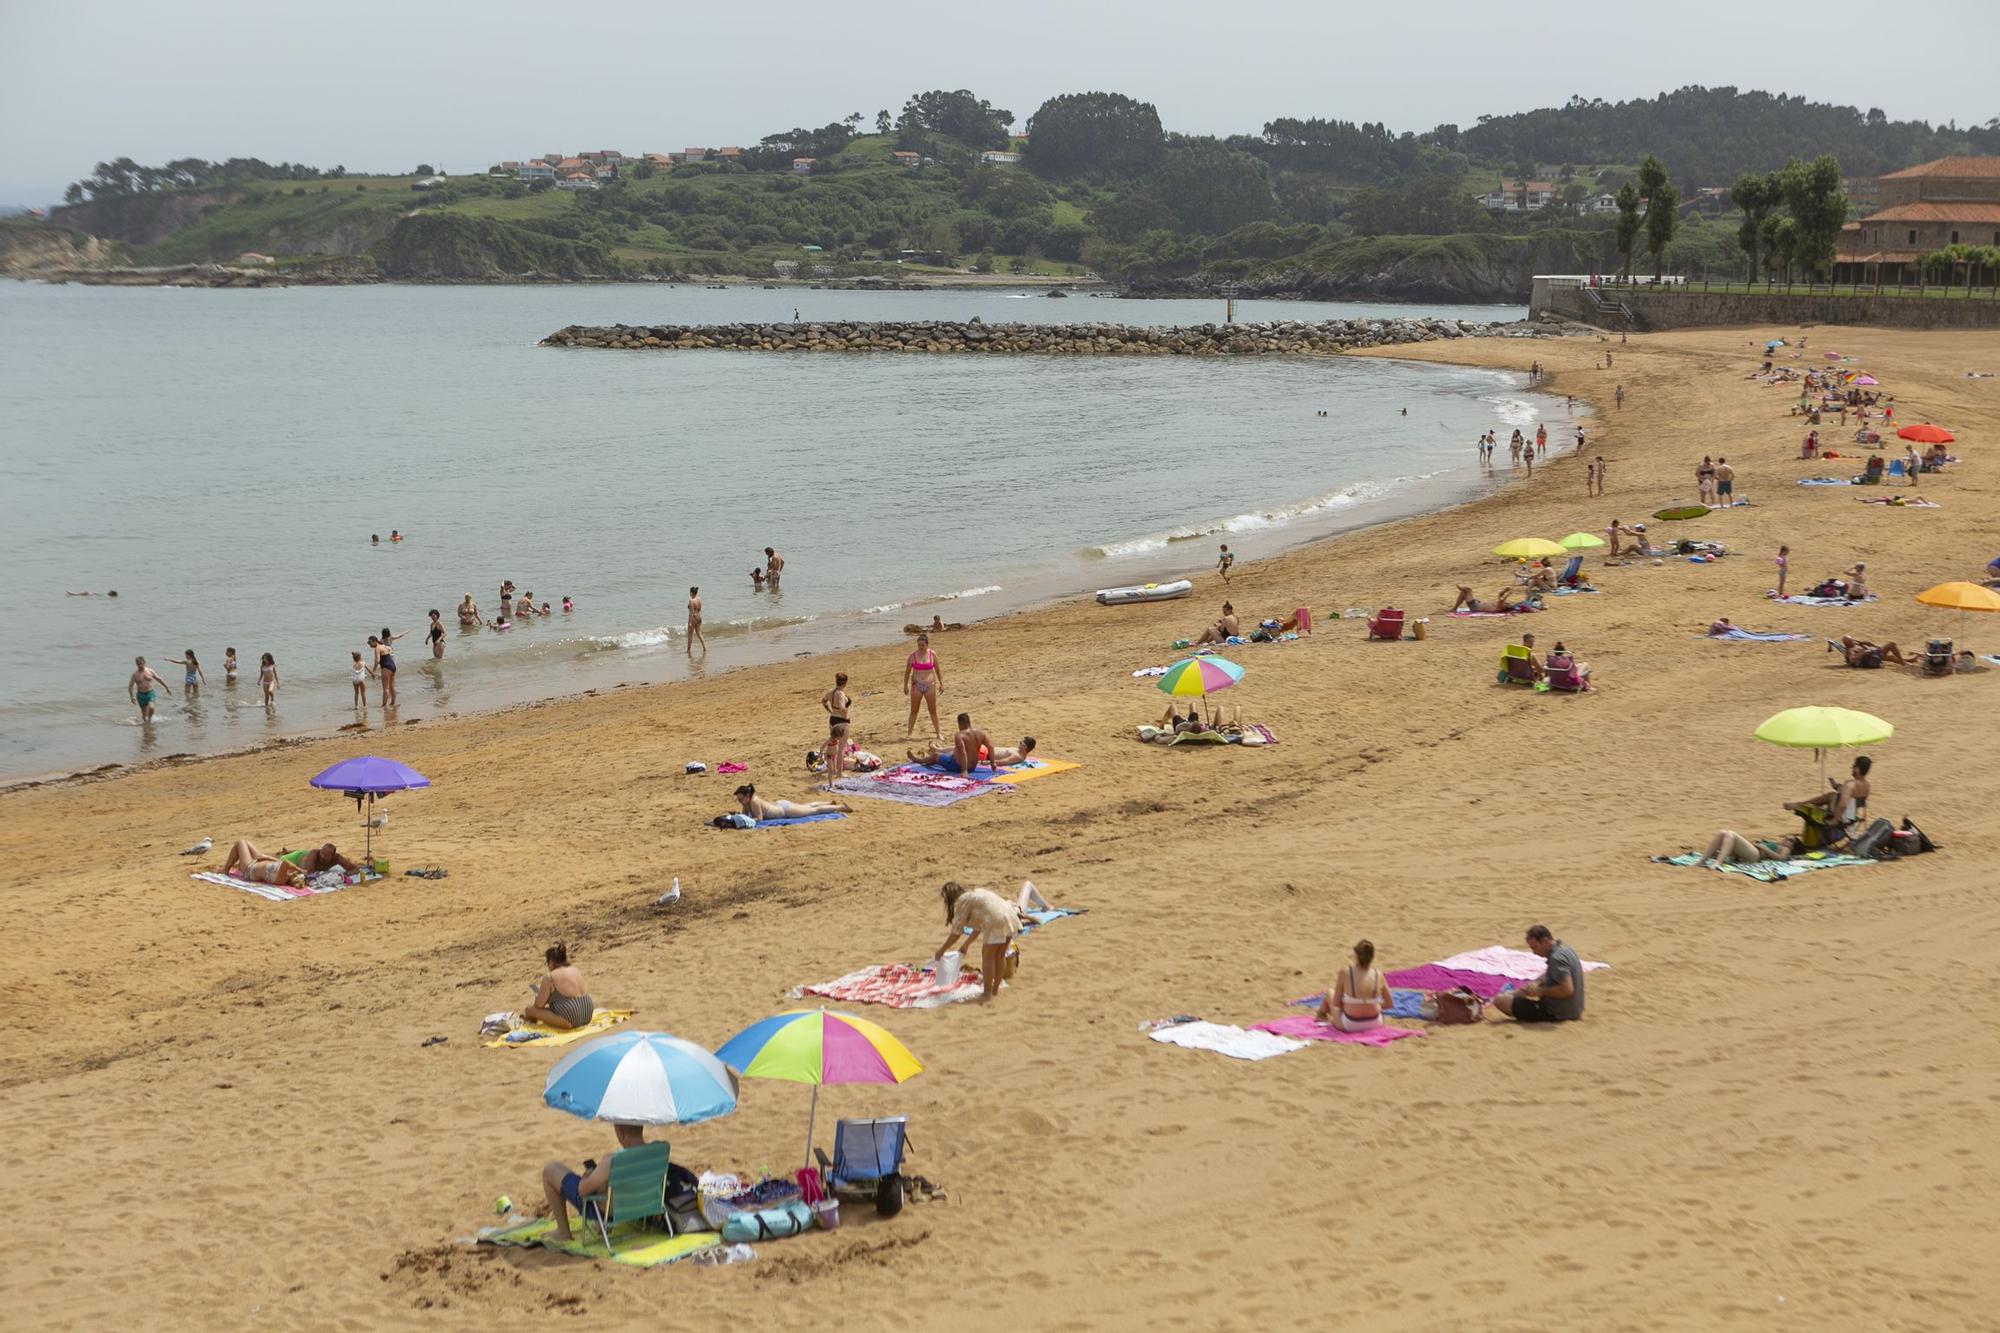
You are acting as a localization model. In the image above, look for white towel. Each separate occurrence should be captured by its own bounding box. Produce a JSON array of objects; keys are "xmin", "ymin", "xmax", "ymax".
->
[
  {"xmin": 1148, "ymin": 1021, "xmax": 1306, "ymax": 1061},
  {"xmin": 1432, "ymin": 945, "xmax": 1611, "ymax": 980}
]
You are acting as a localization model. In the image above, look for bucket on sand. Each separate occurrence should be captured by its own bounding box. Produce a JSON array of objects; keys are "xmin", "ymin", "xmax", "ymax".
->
[
  {"xmin": 1412, "ymin": 618, "xmax": 1429, "ymax": 641},
  {"xmin": 934, "ymin": 952, "xmax": 964, "ymax": 988}
]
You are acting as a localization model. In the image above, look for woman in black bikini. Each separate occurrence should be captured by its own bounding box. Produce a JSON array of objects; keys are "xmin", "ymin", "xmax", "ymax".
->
[
  {"xmin": 426, "ymin": 609, "xmax": 446, "ymax": 660},
  {"xmin": 374, "ymin": 627, "xmax": 406, "ymax": 707}
]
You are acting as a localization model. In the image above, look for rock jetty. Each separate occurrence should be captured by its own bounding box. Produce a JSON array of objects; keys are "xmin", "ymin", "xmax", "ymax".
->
[{"xmin": 540, "ymin": 317, "xmax": 1558, "ymax": 356}]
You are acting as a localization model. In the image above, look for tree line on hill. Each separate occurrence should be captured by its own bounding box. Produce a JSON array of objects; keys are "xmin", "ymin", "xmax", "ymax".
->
[{"xmin": 62, "ymin": 156, "xmax": 348, "ymax": 203}]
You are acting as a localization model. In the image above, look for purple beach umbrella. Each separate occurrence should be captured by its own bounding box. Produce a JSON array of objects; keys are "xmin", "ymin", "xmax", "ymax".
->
[{"xmin": 308, "ymin": 755, "xmax": 430, "ymax": 859}]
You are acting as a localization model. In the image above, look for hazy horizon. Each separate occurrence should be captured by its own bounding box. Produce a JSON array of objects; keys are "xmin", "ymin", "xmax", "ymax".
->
[{"xmin": 2, "ymin": 0, "xmax": 1993, "ymax": 207}]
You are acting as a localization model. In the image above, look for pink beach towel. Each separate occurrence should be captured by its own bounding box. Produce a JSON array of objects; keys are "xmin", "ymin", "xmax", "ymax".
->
[
  {"xmin": 1432, "ymin": 946, "xmax": 1610, "ymax": 981},
  {"xmin": 1291, "ymin": 607, "xmax": 1313, "ymax": 635},
  {"xmin": 1382, "ymin": 965, "xmax": 1514, "ymax": 1000},
  {"xmin": 1251, "ymin": 1015, "xmax": 1423, "ymax": 1046},
  {"xmin": 800, "ymin": 962, "xmax": 985, "ymax": 1009}
]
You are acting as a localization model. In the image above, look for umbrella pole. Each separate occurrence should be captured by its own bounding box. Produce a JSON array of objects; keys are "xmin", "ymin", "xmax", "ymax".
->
[{"xmin": 804, "ymin": 1082, "xmax": 820, "ymax": 1169}]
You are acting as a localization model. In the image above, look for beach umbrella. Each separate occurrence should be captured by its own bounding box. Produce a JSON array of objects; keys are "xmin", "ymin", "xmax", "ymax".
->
[
  {"xmin": 1652, "ymin": 506, "xmax": 1709, "ymax": 522},
  {"xmin": 1557, "ymin": 531, "xmax": 1607, "ymax": 552},
  {"xmin": 544, "ymin": 1030, "xmax": 740, "ymax": 1127},
  {"xmin": 1914, "ymin": 581, "xmax": 2000, "ymax": 654},
  {"xmin": 1156, "ymin": 656, "xmax": 1244, "ymax": 696},
  {"xmin": 308, "ymin": 754, "xmax": 430, "ymax": 859},
  {"xmin": 1765, "ymin": 338, "xmax": 1786, "ymax": 349},
  {"xmin": 1754, "ymin": 706, "xmax": 1892, "ymax": 787},
  {"xmin": 1897, "ymin": 423, "xmax": 1954, "ymax": 445},
  {"xmin": 715, "ymin": 1008, "xmax": 922, "ymax": 1165},
  {"xmin": 1824, "ymin": 351, "xmax": 1842, "ymax": 360},
  {"xmin": 1492, "ymin": 537, "xmax": 1567, "ymax": 560},
  {"xmin": 1852, "ymin": 375, "xmax": 1878, "ymax": 386}
]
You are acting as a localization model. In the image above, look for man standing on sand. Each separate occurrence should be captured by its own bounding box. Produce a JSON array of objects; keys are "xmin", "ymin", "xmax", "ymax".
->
[
  {"xmin": 764, "ymin": 547, "xmax": 784, "ymax": 584},
  {"xmin": 1535, "ymin": 423, "xmax": 1547, "ymax": 458},
  {"xmin": 1595, "ymin": 455, "xmax": 1607, "ymax": 489},
  {"xmin": 1492, "ymin": 924, "xmax": 1585, "ymax": 1023},
  {"xmin": 1574, "ymin": 426, "xmax": 1586, "ymax": 453},
  {"xmin": 1714, "ymin": 458, "xmax": 1735, "ymax": 505},
  {"xmin": 952, "ymin": 712, "xmax": 993, "ymax": 776},
  {"xmin": 129, "ymin": 655, "xmax": 171, "ymax": 721},
  {"xmin": 685, "ymin": 587, "xmax": 705, "ymax": 656}
]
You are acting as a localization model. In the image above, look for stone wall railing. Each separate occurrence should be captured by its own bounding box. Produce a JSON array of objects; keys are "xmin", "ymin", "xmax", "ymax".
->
[{"xmin": 540, "ymin": 316, "xmax": 1556, "ymax": 355}]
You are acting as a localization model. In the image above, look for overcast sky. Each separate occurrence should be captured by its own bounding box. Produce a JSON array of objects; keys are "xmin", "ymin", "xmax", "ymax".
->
[{"xmin": 2, "ymin": 0, "xmax": 1992, "ymax": 205}]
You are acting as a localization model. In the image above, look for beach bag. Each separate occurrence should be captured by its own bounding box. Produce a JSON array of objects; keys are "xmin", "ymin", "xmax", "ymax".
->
[
  {"xmin": 1849, "ymin": 817, "xmax": 1896, "ymax": 858},
  {"xmin": 1431, "ymin": 988, "xmax": 1485, "ymax": 1025},
  {"xmin": 721, "ymin": 1200, "xmax": 814, "ymax": 1243}
]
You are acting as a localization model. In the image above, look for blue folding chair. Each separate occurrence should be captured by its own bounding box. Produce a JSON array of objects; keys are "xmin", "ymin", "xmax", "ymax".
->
[{"xmin": 814, "ymin": 1116, "xmax": 909, "ymax": 1215}]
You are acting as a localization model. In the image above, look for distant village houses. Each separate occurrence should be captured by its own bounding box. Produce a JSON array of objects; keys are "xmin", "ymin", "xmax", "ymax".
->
[
  {"xmin": 792, "ymin": 158, "xmax": 816, "ymax": 175},
  {"xmin": 1479, "ymin": 179, "xmax": 1556, "ymax": 211},
  {"xmin": 1835, "ymin": 156, "xmax": 2000, "ymax": 283},
  {"xmin": 979, "ymin": 150, "xmax": 1022, "ymax": 166}
]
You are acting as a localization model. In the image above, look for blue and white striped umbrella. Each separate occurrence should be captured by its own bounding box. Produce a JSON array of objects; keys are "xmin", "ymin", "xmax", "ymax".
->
[{"xmin": 543, "ymin": 1030, "xmax": 740, "ymax": 1127}]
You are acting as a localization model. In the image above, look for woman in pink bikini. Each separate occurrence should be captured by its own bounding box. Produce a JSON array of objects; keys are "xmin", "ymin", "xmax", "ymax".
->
[{"xmin": 903, "ymin": 633, "xmax": 944, "ymax": 740}]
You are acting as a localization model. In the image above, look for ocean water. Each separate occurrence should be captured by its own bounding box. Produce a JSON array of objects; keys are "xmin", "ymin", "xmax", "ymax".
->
[{"xmin": 0, "ymin": 281, "xmax": 1557, "ymax": 780}]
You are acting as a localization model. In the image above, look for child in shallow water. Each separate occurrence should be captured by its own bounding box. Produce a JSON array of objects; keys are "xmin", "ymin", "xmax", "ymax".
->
[
  {"xmin": 350, "ymin": 651, "xmax": 369, "ymax": 708},
  {"xmin": 223, "ymin": 647, "xmax": 238, "ymax": 685}
]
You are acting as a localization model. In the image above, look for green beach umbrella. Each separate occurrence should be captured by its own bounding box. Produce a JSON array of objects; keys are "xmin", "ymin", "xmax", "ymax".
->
[
  {"xmin": 1652, "ymin": 506, "xmax": 1710, "ymax": 522},
  {"xmin": 1754, "ymin": 706, "xmax": 1892, "ymax": 787},
  {"xmin": 1493, "ymin": 537, "xmax": 1567, "ymax": 560},
  {"xmin": 1557, "ymin": 532, "xmax": 1606, "ymax": 552}
]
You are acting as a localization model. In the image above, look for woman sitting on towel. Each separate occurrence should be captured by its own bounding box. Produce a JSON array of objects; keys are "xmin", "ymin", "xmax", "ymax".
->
[
  {"xmin": 733, "ymin": 783, "xmax": 850, "ymax": 821},
  {"xmin": 1317, "ymin": 939, "xmax": 1391, "ymax": 1032},
  {"xmin": 525, "ymin": 942, "xmax": 596, "ymax": 1030}
]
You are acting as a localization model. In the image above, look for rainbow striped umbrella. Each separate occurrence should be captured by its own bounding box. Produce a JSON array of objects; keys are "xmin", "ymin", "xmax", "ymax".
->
[
  {"xmin": 715, "ymin": 1008, "xmax": 922, "ymax": 1164},
  {"xmin": 1156, "ymin": 656, "xmax": 1244, "ymax": 696}
]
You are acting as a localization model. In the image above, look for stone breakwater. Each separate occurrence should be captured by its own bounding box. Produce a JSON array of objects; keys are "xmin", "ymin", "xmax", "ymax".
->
[{"xmin": 540, "ymin": 316, "xmax": 1561, "ymax": 355}]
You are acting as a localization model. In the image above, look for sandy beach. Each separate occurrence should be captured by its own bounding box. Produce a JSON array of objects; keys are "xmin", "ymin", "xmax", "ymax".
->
[{"xmin": 6, "ymin": 326, "xmax": 1999, "ymax": 1331}]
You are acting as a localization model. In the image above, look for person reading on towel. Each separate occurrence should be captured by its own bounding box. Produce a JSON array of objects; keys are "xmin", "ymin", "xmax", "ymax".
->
[
  {"xmin": 909, "ymin": 735, "xmax": 1034, "ymax": 770},
  {"xmin": 734, "ymin": 783, "xmax": 850, "ymax": 821},
  {"xmin": 1830, "ymin": 636, "xmax": 1910, "ymax": 669},
  {"xmin": 1492, "ymin": 925, "xmax": 1585, "ymax": 1023},
  {"xmin": 541, "ymin": 1122, "xmax": 647, "ymax": 1244},
  {"xmin": 933, "ymin": 881, "xmax": 1022, "ymax": 1002},
  {"xmin": 1787, "ymin": 755, "xmax": 1871, "ymax": 832},
  {"xmin": 525, "ymin": 942, "xmax": 596, "ymax": 1030},
  {"xmin": 1316, "ymin": 939, "xmax": 1391, "ymax": 1032}
]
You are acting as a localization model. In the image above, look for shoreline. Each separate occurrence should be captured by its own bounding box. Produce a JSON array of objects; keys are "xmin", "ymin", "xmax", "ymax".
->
[{"xmin": 10, "ymin": 325, "xmax": 1999, "ymax": 1329}]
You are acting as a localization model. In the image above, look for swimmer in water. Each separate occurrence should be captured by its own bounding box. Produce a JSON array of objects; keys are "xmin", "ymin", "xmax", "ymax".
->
[
  {"xmin": 260, "ymin": 652, "xmax": 278, "ymax": 706},
  {"xmin": 371, "ymin": 534, "xmax": 380, "ymax": 545},
  {"xmin": 686, "ymin": 586, "xmax": 705, "ymax": 656},
  {"xmin": 751, "ymin": 568, "xmax": 766, "ymax": 588},
  {"xmin": 427, "ymin": 609, "xmax": 446, "ymax": 660},
  {"xmin": 223, "ymin": 647, "xmax": 239, "ymax": 686},
  {"xmin": 561, "ymin": 596, "xmax": 573, "ymax": 613},
  {"xmin": 457, "ymin": 593, "xmax": 485, "ymax": 628},
  {"xmin": 129, "ymin": 656, "xmax": 171, "ymax": 720},
  {"xmin": 390, "ymin": 529, "xmax": 403, "ymax": 542}
]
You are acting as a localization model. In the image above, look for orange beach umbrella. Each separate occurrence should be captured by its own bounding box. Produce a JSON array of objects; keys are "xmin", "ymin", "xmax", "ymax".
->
[{"xmin": 1897, "ymin": 424, "xmax": 1955, "ymax": 445}]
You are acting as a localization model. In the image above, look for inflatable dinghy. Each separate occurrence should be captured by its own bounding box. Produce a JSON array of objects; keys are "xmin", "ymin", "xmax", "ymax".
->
[{"xmin": 1096, "ymin": 579, "xmax": 1194, "ymax": 606}]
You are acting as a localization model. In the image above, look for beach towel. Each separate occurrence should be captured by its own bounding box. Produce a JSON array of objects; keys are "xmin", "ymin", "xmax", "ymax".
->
[
  {"xmin": 485, "ymin": 1007, "xmax": 634, "ymax": 1049},
  {"xmin": 1382, "ymin": 965, "xmax": 1516, "ymax": 1000},
  {"xmin": 1655, "ymin": 852, "xmax": 1878, "ymax": 882},
  {"xmin": 1450, "ymin": 606, "xmax": 1539, "ymax": 618},
  {"xmin": 1433, "ymin": 946, "xmax": 1610, "ymax": 980},
  {"xmin": 800, "ymin": 962, "xmax": 985, "ymax": 1009},
  {"xmin": 1022, "ymin": 907, "xmax": 1085, "ymax": 930},
  {"xmin": 1860, "ymin": 496, "xmax": 1939, "ymax": 508},
  {"xmin": 1147, "ymin": 1021, "xmax": 1306, "ymax": 1061},
  {"xmin": 756, "ymin": 812, "xmax": 845, "ymax": 828},
  {"xmin": 1289, "ymin": 989, "xmax": 1426, "ymax": 1018},
  {"xmin": 987, "ymin": 757, "xmax": 1081, "ymax": 785},
  {"xmin": 1249, "ymin": 1015, "xmax": 1424, "ymax": 1046},
  {"xmin": 830, "ymin": 770, "xmax": 1006, "ymax": 807},
  {"xmin": 1706, "ymin": 628, "xmax": 1812, "ymax": 642},
  {"xmin": 1244, "ymin": 724, "xmax": 1279, "ymax": 746},
  {"xmin": 1550, "ymin": 585, "xmax": 1600, "ymax": 595},
  {"xmin": 190, "ymin": 867, "xmax": 382, "ymax": 902},
  {"xmin": 1797, "ymin": 477, "xmax": 1852, "ymax": 486},
  {"xmin": 1765, "ymin": 593, "xmax": 1878, "ymax": 606},
  {"xmin": 476, "ymin": 1215, "xmax": 719, "ymax": 1267},
  {"xmin": 1131, "ymin": 666, "xmax": 1168, "ymax": 677}
]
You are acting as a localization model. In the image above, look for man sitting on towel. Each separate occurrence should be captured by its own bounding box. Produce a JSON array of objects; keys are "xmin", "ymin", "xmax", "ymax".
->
[
  {"xmin": 911, "ymin": 732, "xmax": 1034, "ymax": 772},
  {"xmin": 1492, "ymin": 925, "xmax": 1585, "ymax": 1023}
]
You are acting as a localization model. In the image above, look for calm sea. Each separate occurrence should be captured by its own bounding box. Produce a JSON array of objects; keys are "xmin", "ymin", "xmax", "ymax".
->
[{"xmin": 0, "ymin": 281, "xmax": 1556, "ymax": 780}]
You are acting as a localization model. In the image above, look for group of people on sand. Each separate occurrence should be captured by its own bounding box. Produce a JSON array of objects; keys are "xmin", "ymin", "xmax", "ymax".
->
[
  {"xmin": 128, "ymin": 649, "xmax": 279, "ymax": 719},
  {"xmin": 217, "ymin": 838, "xmax": 365, "ymax": 888},
  {"xmin": 1699, "ymin": 757, "xmax": 1875, "ymax": 868},
  {"xmin": 1316, "ymin": 926, "xmax": 1586, "ymax": 1031}
]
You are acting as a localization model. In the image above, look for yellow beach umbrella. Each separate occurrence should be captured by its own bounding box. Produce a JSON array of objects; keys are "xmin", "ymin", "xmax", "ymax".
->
[
  {"xmin": 1493, "ymin": 538, "xmax": 1566, "ymax": 560},
  {"xmin": 1914, "ymin": 581, "xmax": 2000, "ymax": 657},
  {"xmin": 1557, "ymin": 531, "xmax": 1607, "ymax": 552},
  {"xmin": 1754, "ymin": 706, "xmax": 1892, "ymax": 787}
]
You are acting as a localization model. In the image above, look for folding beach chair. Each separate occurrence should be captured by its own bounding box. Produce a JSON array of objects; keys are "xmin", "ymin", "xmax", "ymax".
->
[
  {"xmin": 580, "ymin": 1141, "xmax": 674, "ymax": 1253},
  {"xmin": 1497, "ymin": 644, "xmax": 1536, "ymax": 686},
  {"xmin": 1555, "ymin": 554, "xmax": 1584, "ymax": 587},
  {"xmin": 815, "ymin": 1116, "xmax": 909, "ymax": 1215},
  {"xmin": 1545, "ymin": 658, "xmax": 1587, "ymax": 692},
  {"xmin": 1366, "ymin": 608, "xmax": 1405, "ymax": 641}
]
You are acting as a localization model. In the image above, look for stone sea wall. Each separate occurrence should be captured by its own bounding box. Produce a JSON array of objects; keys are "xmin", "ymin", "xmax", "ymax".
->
[{"xmin": 540, "ymin": 316, "xmax": 1562, "ymax": 356}]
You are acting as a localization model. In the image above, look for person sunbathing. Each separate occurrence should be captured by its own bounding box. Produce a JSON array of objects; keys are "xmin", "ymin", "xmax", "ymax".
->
[
  {"xmin": 1829, "ymin": 636, "xmax": 1910, "ymax": 669},
  {"xmin": 219, "ymin": 839, "xmax": 306, "ymax": 888},
  {"xmin": 1697, "ymin": 830, "xmax": 1764, "ymax": 867},
  {"xmin": 1708, "ymin": 618, "xmax": 1736, "ymax": 636},
  {"xmin": 1453, "ymin": 586, "xmax": 1528, "ymax": 613},
  {"xmin": 733, "ymin": 783, "xmax": 850, "ymax": 820},
  {"xmin": 908, "ymin": 736, "xmax": 1036, "ymax": 769}
]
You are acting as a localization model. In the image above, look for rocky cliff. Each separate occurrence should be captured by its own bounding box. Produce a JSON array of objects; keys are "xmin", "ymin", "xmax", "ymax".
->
[{"xmin": 0, "ymin": 222, "xmax": 120, "ymax": 274}]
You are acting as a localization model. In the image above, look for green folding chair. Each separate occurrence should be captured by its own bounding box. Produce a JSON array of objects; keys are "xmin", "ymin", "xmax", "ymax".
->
[{"xmin": 580, "ymin": 1141, "xmax": 673, "ymax": 1254}]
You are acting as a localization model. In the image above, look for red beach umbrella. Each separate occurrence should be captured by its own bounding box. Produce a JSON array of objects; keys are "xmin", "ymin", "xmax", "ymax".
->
[{"xmin": 1897, "ymin": 424, "xmax": 1955, "ymax": 445}]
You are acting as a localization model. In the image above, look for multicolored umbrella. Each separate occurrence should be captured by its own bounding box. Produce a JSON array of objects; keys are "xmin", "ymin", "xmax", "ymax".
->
[
  {"xmin": 715, "ymin": 1008, "xmax": 922, "ymax": 1163},
  {"xmin": 1493, "ymin": 537, "xmax": 1567, "ymax": 560},
  {"xmin": 1897, "ymin": 423, "xmax": 1954, "ymax": 444},
  {"xmin": 308, "ymin": 754, "xmax": 430, "ymax": 859},
  {"xmin": 1754, "ymin": 706, "xmax": 1892, "ymax": 786},
  {"xmin": 1156, "ymin": 656, "xmax": 1244, "ymax": 696},
  {"xmin": 544, "ymin": 1031, "xmax": 739, "ymax": 1127}
]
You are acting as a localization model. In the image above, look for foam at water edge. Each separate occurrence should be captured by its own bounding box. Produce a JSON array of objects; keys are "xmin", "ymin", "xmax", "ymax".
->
[
  {"xmin": 861, "ymin": 585, "xmax": 1004, "ymax": 615},
  {"xmin": 1084, "ymin": 473, "xmax": 1455, "ymax": 559}
]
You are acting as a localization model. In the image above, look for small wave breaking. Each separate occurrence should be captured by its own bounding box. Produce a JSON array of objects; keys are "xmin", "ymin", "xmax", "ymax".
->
[
  {"xmin": 861, "ymin": 585, "xmax": 1003, "ymax": 615},
  {"xmin": 1083, "ymin": 475, "xmax": 1447, "ymax": 559},
  {"xmin": 588, "ymin": 614, "xmax": 818, "ymax": 651}
]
